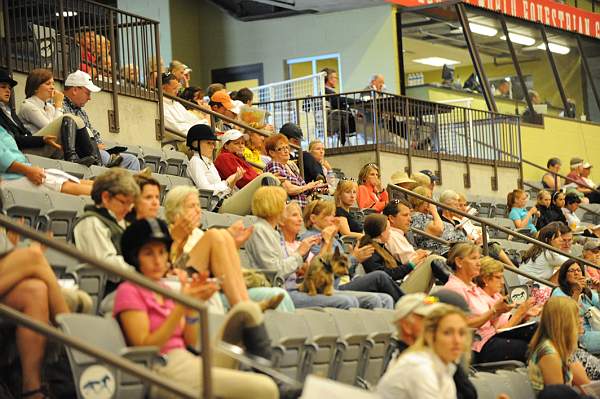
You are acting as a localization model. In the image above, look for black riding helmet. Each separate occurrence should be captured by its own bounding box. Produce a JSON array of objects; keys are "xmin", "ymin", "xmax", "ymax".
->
[
  {"xmin": 186, "ymin": 124, "xmax": 218, "ymax": 152},
  {"xmin": 121, "ymin": 218, "xmax": 173, "ymax": 269}
]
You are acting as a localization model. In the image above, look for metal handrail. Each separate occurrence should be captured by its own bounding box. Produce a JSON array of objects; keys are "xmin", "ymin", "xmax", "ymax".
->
[
  {"xmin": 0, "ymin": 214, "xmax": 214, "ymax": 398},
  {"xmin": 387, "ymin": 184, "xmax": 600, "ymax": 272},
  {"xmin": 410, "ymin": 226, "xmax": 556, "ymax": 288},
  {"xmin": 164, "ymin": 93, "xmax": 304, "ymax": 176},
  {"xmin": 0, "ymin": 303, "xmax": 197, "ymax": 398}
]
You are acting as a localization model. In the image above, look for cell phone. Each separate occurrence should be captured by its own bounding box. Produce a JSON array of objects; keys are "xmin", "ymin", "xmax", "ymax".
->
[{"xmin": 207, "ymin": 276, "xmax": 223, "ymax": 287}]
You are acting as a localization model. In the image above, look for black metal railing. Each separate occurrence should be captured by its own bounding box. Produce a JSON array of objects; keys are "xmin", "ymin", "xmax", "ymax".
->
[
  {"xmin": 254, "ymin": 90, "xmax": 521, "ymax": 169},
  {"xmin": 0, "ymin": 0, "xmax": 161, "ymax": 110}
]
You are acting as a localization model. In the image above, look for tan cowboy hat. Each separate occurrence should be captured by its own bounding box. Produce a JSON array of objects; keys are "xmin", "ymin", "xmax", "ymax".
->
[{"xmin": 390, "ymin": 171, "xmax": 416, "ymax": 185}]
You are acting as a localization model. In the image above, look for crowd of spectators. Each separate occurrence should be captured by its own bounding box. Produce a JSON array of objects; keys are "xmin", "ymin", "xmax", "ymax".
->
[{"xmin": 3, "ymin": 61, "xmax": 600, "ymax": 399}]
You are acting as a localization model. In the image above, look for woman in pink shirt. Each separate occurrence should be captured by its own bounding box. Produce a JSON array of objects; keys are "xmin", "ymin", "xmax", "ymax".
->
[
  {"xmin": 357, "ymin": 163, "xmax": 388, "ymax": 212},
  {"xmin": 443, "ymin": 242, "xmax": 531, "ymax": 364},
  {"xmin": 113, "ymin": 218, "xmax": 279, "ymax": 399}
]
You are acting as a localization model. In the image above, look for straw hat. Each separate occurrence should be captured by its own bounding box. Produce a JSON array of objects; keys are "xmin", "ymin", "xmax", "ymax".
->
[{"xmin": 390, "ymin": 171, "xmax": 416, "ymax": 185}]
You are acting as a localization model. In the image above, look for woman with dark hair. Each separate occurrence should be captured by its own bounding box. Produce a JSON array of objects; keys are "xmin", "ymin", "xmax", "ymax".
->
[
  {"xmin": 520, "ymin": 222, "xmax": 572, "ymax": 284},
  {"xmin": 114, "ymin": 218, "xmax": 280, "ymax": 399},
  {"xmin": 552, "ymin": 259, "xmax": 600, "ymax": 354},
  {"xmin": 359, "ymin": 213, "xmax": 435, "ymax": 294},
  {"xmin": 542, "ymin": 157, "xmax": 562, "ymax": 191},
  {"xmin": 126, "ymin": 173, "xmax": 162, "ymax": 222},
  {"xmin": 17, "ymin": 68, "xmax": 99, "ymax": 165}
]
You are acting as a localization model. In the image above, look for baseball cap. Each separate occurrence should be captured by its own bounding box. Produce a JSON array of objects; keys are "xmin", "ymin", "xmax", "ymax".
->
[
  {"xmin": 210, "ymin": 90, "xmax": 234, "ymax": 111},
  {"xmin": 279, "ymin": 123, "xmax": 303, "ymax": 140},
  {"xmin": 393, "ymin": 293, "xmax": 441, "ymax": 322},
  {"xmin": 431, "ymin": 289, "xmax": 470, "ymax": 313},
  {"xmin": 584, "ymin": 241, "xmax": 600, "ymax": 251},
  {"xmin": 583, "ymin": 162, "xmax": 593, "ymax": 169},
  {"xmin": 0, "ymin": 69, "xmax": 18, "ymax": 88},
  {"xmin": 420, "ymin": 169, "xmax": 439, "ymax": 183},
  {"xmin": 570, "ymin": 157, "xmax": 584, "ymax": 168},
  {"xmin": 220, "ymin": 129, "xmax": 248, "ymax": 144},
  {"xmin": 64, "ymin": 70, "xmax": 101, "ymax": 92}
]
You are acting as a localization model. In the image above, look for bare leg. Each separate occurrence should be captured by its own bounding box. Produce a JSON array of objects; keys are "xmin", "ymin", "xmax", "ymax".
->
[
  {"xmin": 187, "ymin": 229, "xmax": 249, "ymax": 305},
  {"xmin": 2, "ymin": 279, "xmax": 50, "ymax": 397},
  {"xmin": 60, "ymin": 181, "xmax": 92, "ymax": 196},
  {"xmin": 0, "ymin": 247, "xmax": 70, "ymax": 318}
]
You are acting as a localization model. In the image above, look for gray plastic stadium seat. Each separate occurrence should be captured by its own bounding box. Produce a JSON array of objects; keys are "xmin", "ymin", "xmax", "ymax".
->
[
  {"xmin": 492, "ymin": 203, "xmax": 508, "ymax": 218},
  {"xmin": 167, "ymin": 175, "xmax": 194, "ymax": 190},
  {"xmin": 151, "ymin": 173, "xmax": 171, "ymax": 202},
  {"xmin": 470, "ymin": 372, "xmax": 497, "ymax": 399},
  {"xmin": 263, "ymin": 310, "xmax": 312, "ymax": 380},
  {"xmin": 56, "ymin": 313, "xmax": 161, "ymax": 399},
  {"xmin": 349, "ymin": 308, "xmax": 394, "ymax": 385},
  {"xmin": 201, "ymin": 211, "xmax": 242, "ymax": 229},
  {"xmin": 140, "ymin": 145, "xmax": 166, "ymax": 173},
  {"xmin": 503, "ymin": 269, "xmax": 522, "ymax": 290},
  {"xmin": 323, "ymin": 308, "xmax": 372, "ymax": 385},
  {"xmin": 88, "ymin": 165, "xmax": 111, "ymax": 179},
  {"xmin": 56, "ymin": 159, "xmax": 91, "ymax": 179},
  {"xmin": 0, "ymin": 186, "xmax": 51, "ymax": 229},
  {"xmin": 67, "ymin": 264, "xmax": 108, "ymax": 315},
  {"xmin": 296, "ymin": 309, "xmax": 343, "ymax": 380},
  {"xmin": 25, "ymin": 153, "xmax": 61, "ymax": 170},
  {"xmin": 43, "ymin": 191, "xmax": 85, "ymax": 241},
  {"xmin": 163, "ymin": 149, "xmax": 189, "ymax": 176},
  {"xmin": 495, "ymin": 369, "xmax": 536, "ymax": 399},
  {"xmin": 198, "ymin": 188, "xmax": 217, "ymax": 210}
]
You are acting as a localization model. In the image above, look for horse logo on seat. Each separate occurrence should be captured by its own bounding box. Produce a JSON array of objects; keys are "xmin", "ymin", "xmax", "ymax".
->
[{"xmin": 79, "ymin": 365, "xmax": 116, "ymax": 399}]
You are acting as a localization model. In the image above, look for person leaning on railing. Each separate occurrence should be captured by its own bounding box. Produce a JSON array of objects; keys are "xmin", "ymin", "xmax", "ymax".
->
[
  {"xmin": 114, "ymin": 218, "xmax": 280, "ymax": 399},
  {"xmin": 162, "ymin": 73, "xmax": 209, "ymax": 137},
  {"xmin": 0, "ymin": 229, "xmax": 71, "ymax": 399},
  {"xmin": 542, "ymin": 157, "xmax": 562, "ymax": 192}
]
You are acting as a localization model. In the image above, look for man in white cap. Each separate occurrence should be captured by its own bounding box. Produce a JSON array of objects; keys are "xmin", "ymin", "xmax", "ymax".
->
[
  {"xmin": 378, "ymin": 291, "xmax": 477, "ymax": 399},
  {"xmin": 63, "ymin": 70, "xmax": 140, "ymax": 171}
]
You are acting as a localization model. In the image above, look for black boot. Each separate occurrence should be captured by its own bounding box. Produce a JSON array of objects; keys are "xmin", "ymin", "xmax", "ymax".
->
[
  {"xmin": 243, "ymin": 323, "xmax": 273, "ymax": 362},
  {"xmin": 60, "ymin": 118, "xmax": 97, "ymax": 166},
  {"xmin": 74, "ymin": 126, "xmax": 101, "ymax": 166},
  {"xmin": 431, "ymin": 258, "xmax": 453, "ymax": 285}
]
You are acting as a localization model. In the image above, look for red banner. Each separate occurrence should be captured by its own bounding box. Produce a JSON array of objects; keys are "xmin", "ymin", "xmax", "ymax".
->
[{"xmin": 387, "ymin": 0, "xmax": 600, "ymax": 39}]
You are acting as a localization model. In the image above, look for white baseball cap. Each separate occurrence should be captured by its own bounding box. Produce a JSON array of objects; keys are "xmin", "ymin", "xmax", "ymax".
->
[
  {"xmin": 220, "ymin": 129, "xmax": 248, "ymax": 144},
  {"xmin": 64, "ymin": 70, "xmax": 101, "ymax": 93},
  {"xmin": 393, "ymin": 293, "xmax": 441, "ymax": 322}
]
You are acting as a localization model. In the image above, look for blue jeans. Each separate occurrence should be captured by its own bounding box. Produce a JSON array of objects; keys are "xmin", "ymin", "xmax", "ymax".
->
[
  {"xmin": 220, "ymin": 287, "xmax": 295, "ymax": 313},
  {"xmin": 582, "ymin": 330, "xmax": 600, "ymax": 355},
  {"xmin": 288, "ymin": 289, "xmax": 359, "ymax": 309},
  {"xmin": 100, "ymin": 149, "xmax": 141, "ymax": 171},
  {"xmin": 338, "ymin": 270, "xmax": 403, "ymax": 303},
  {"xmin": 336, "ymin": 290, "xmax": 394, "ymax": 309}
]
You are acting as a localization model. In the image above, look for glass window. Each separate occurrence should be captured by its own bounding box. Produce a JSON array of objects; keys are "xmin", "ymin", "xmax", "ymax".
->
[{"xmin": 578, "ymin": 36, "xmax": 600, "ymax": 123}]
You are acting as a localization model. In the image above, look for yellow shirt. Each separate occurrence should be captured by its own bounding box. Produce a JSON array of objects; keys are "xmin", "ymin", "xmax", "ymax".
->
[{"xmin": 243, "ymin": 147, "xmax": 265, "ymax": 172}]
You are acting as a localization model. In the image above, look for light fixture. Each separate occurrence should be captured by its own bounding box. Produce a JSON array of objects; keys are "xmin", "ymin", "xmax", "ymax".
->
[
  {"xmin": 499, "ymin": 32, "xmax": 535, "ymax": 46},
  {"xmin": 536, "ymin": 42, "xmax": 570, "ymax": 55},
  {"xmin": 413, "ymin": 57, "xmax": 460, "ymax": 67},
  {"xmin": 469, "ymin": 23, "xmax": 497, "ymax": 37},
  {"xmin": 55, "ymin": 11, "xmax": 77, "ymax": 17}
]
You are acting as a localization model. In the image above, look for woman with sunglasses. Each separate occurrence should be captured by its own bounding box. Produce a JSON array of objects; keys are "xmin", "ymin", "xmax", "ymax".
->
[
  {"xmin": 264, "ymin": 134, "xmax": 327, "ymax": 208},
  {"xmin": 357, "ymin": 163, "xmax": 388, "ymax": 212}
]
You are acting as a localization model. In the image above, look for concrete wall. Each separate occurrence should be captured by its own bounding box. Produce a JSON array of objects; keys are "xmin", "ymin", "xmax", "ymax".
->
[
  {"xmin": 328, "ymin": 150, "xmax": 520, "ymax": 200},
  {"xmin": 117, "ymin": 0, "xmax": 172, "ymax": 63},
  {"xmin": 12, "ymin": 72, "xmax": 161, "ymax": 148},
  {"xmin": 170, "ymin": 1, "xmax": 399, "ymax": 92}
]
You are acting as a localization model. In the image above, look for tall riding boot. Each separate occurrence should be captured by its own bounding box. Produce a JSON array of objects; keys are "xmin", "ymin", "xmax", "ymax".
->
[
  {"xmin": 243, "ymin": 323, "xmax": 273, "ymax": 362},
  {"xmin": 74, "ymin": 126, "xmax": 102, "ymax": 166},
  {"xmin": 60, "ymin": 118, "xmax": 97, "ymax": 166}
]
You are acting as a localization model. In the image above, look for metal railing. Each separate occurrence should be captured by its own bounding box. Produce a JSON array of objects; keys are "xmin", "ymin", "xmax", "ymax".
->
[
  {"xmin": 410, "ymin": 226, "xmax": 557, "ymax": 288},
  {"xmin": 0, "ymin": 0, "xmax": 162, "ymax": 132},
  {"xmin": 254, "ymin": 90, "xmax": 521, "ymax": 171},
  {"xmin": 0, "ymin": 214, "xmax": 213, "ymax": 398},
  {"xmin": 387, "ymin": 183, "xmax": 600, "ymax": 273},
  {"xmin": 163, "ymin": 93, "xmax": 304, "ymax": 176}
]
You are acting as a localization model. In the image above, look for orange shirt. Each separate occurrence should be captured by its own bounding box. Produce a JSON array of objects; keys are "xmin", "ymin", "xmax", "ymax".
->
[{"xmin": 357, "ymin": 184, "xmax": 389, "ymax": 212}]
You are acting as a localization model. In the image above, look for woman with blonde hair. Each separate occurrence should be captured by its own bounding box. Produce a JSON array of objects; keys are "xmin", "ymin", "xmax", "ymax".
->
[
  {"xmin": 163, "ymin": 185, "xmax": 290, "ymax": 312},
  {"xmin": 444, "ymin": 242, "xmax": 529, "ymax": 363},
  {"xmin": 334, "ymin": 179, "xmax": 363, "ymax": 238},
  {"xmin": 357, "ymin": 163, "xmax": 388, "ymax": 212},
  {"xmin": 377, "ymin": 304, "xmax": 471, "ymax": 399},
  {"xmin": 302, "ymin": 140, "xmax": 332, "ymax": 183},
  {"xmin": 528, "ymin": 296, "xmax": 590, "ymax": 393}
]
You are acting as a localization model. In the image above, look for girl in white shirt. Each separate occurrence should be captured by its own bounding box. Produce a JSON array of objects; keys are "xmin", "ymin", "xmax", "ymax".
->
[
  {"xmin": 377, "ymin": 304, "xmax": 471, "ymax": 399},
  {"xmin": 18, "ymin": 68, "xmax": 99, "ymax": 165}
]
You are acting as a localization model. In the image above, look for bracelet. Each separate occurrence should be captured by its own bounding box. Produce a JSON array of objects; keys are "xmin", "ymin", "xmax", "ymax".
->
[
  {"xmin": 185, "ymin": 316, "xmax": 199, "ymax": 324},
  {"xmin": 407, "ymin": 261, "xmax": 415, "ymax": 270}
]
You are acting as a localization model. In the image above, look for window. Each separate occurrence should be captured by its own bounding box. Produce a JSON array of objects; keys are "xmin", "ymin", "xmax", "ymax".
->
[{"xmin": 287, "ymin": 53, "xmax": 342, "ymax": 91}]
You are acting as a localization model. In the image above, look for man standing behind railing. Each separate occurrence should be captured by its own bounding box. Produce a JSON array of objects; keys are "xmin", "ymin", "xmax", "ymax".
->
[
  {"xmin": 362, "ymin": 74, "xmax": 385, "ymax": 96},
  {"xmin": 62, "ymin": 71, "xmax": 140, "ymax": 171}
]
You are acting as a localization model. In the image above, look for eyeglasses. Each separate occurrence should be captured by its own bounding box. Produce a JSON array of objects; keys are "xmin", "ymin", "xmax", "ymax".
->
[
  {"xmin": 567, "ymin": 268, "xmax": 582, "ymax": 274},
  {"xmin": 275, "ymin": 146, "xmax": 290, "ymax": 152},
  {"xmin": 111, "ymin": 194, "xmax": 134, "ymax": 208}
]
